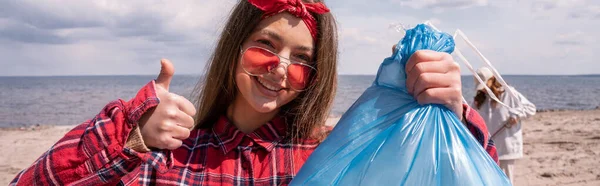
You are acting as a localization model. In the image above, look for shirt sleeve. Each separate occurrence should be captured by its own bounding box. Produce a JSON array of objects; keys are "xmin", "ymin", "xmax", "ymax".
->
[
  {"xmin": 507, "ymin": 86, "xmax": 537, "ymax": 118},
  {"xmin": 462, "ymin": 104, "xmax": 499, "ymax": 165},
  {"xmin": 10, "ymin": 80, "xmax": 171, "ymax": 186}
]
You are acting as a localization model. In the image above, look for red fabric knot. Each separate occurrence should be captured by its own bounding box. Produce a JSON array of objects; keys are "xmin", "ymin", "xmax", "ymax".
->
[
  {"xmin": 248, "ymin": 0, "xmax": 330, "ymax": 41},
  {"xmin": 286, "ymin": 0, "xmax": 310, "ymax": 18}
]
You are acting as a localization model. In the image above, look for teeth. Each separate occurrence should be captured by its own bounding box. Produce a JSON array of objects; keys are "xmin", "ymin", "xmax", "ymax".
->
[{"xmin": 257, "ymin": 77, "xmax": 281, "ymax": 91}]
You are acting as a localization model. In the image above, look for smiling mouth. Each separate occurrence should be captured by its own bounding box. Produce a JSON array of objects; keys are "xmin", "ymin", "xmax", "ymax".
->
[{"xmin": 256, "ymin": 76, "xmax": 283, "ymax": 92}]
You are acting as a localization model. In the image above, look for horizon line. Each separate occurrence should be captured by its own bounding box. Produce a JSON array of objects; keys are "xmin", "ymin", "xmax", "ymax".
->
[{"xmin": 1, "ymin": 73, "xmax": 600, "ymax": 77}]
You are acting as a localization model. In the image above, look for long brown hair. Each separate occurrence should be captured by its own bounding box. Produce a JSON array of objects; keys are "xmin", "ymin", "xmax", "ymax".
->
[
  {"xmin": 192, "ymin": 0, "xmax": 338, "ymax": 142},
  {"xmin": 474, "ymin": 76, "xmax": 504, "ymax": 110}
]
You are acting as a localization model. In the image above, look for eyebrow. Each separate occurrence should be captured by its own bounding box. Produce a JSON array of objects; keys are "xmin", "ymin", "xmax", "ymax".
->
[{"xmin": 259, "ymin": 30, "xmax": 314, "ymax": 52}]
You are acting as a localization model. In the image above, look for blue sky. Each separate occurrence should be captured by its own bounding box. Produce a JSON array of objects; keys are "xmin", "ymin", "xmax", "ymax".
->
[{"xmin": 0, "ymin": 0, "xmax": 598, "ymax": 76}]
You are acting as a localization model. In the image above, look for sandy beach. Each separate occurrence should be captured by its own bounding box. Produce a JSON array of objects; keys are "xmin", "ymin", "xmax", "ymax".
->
[{"xmin": 1, "ymin": 109, "xmax": 599, "ymax": 185}]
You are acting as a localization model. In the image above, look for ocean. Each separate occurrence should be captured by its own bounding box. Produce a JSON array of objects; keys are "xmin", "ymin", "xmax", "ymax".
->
[{"xmin": 1, "ymin": 75, "xmax": 599, "ymax": 127}]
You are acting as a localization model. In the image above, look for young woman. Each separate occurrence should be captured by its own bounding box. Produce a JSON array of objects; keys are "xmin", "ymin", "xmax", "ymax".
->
[
  {"xmin": 472, "ymin": 67, "xmax": 536, "ymax": 184},
  {"xmin": 11, "ymin": 0, "xmax": 497, "ymax": 185}
]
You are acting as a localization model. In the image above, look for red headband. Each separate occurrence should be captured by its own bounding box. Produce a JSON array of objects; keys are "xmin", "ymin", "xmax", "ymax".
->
[{"xmin": 248, "ymin": 0, "xmax": 330, "ymax": 41}]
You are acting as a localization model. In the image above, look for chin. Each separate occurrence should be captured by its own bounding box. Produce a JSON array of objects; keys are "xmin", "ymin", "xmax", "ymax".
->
[{"xmin": 250, "ymin": 101, "xmax": 279, "ymax": 113}]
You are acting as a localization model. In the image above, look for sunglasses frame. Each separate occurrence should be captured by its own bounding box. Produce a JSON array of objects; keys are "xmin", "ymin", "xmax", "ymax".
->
[{"xmin": 239, "ymin": 46, "xmax": 317, "ymax": 91}]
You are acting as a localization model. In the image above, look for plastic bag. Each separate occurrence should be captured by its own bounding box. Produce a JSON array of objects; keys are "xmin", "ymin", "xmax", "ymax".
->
[{"xmin": 290, "ymin": 24, "xmax": 510, "ymax": 186}]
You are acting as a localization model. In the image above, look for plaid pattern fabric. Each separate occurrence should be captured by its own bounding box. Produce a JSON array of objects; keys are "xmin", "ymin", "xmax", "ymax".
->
[
  {"xmin": 10, "ymin": 81, "xmax": 497, "ymax": 186},
  {"xmin": 463, "ymin": 104, "xmax": 499, "ymax": 164}
]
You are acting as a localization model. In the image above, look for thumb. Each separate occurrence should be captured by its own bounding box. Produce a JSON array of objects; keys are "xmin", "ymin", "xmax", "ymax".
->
[{"xmin": 156, "ymin": 59, "xmax": 175, "ymax": 91}]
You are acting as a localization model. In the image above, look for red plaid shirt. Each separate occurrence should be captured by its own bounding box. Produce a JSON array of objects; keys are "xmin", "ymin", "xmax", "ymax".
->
[{"xmin": 10, "ymin": 81, "xmax": 497, "ymax": 186}]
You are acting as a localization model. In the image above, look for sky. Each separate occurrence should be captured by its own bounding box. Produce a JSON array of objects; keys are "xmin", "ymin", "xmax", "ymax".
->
[{"xmin": 0, "ymin": 0, "xmax": 598, "ymax": 76}]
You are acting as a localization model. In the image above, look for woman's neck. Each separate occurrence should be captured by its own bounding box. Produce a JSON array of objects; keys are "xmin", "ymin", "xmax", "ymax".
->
[{"xmin": 227, "ymin": 96, "xmax": 279, "ymax": 133}]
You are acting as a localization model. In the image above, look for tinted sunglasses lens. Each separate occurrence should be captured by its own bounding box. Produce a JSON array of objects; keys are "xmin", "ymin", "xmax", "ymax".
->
[
  {"xmin": 242, "ymin": 47, "xmax": 279, "ymax": 74},
  {"xmin": 287, "ymin": 64, "xmax": 314, "ymax": 90}
]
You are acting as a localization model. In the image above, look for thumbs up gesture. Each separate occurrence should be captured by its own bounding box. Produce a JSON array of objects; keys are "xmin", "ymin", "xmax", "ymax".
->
[{"xmin": 138, "ymin": 59, "xmax": 196, "ymax": 150}]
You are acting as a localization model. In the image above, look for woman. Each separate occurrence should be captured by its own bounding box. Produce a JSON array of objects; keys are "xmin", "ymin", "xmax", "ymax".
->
[
  {"xmin": 11, "ymin": 0, "xmax": 497, "ymax": 185},
  {"xmin": 472, "ymin": 67, "xmax": 536, "ymax": 184}
]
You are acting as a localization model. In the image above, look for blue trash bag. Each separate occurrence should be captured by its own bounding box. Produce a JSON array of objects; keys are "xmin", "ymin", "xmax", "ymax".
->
[{"xmin": 290, "ymin": 24, "xmax": 511, "ymax": 186}]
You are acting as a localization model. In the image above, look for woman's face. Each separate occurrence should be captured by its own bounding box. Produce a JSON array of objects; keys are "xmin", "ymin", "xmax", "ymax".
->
[
  {"xmin": 486, "ymin": 78, "xmax": 494, "ymax": 88},
  {"xmin": 234, "ymin": 13, "xmax": 315, "ymax": 113}
]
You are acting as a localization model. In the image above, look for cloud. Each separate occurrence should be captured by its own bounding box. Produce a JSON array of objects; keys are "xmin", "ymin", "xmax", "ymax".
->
[
  {"xmin": 0, "ymin": 0, "xmax": 597, "ymax": 76},
  {"xmin": 340, "ymin": 28, "xmax": 379, "ymax": 45},
  {"xmin": 554, "ymin": 31, "xmax": 586, "ymax": 46},
  {"xmin": 0, "ymin": 0, "xmax": 235, "ymax": 45},
  {"xmin": 530, "ymin": 0, "xmax": 587, "ymax": 9},
  {"xmin": 568, "ymin": 5, "xmax": 600, "ymax": 19},
  {"xmin": 549, "ymin": 30, "xmax": 596, "ymax": 64},
  {"xmin": 530, "ymin": 0, "xmax": 559, "ymax": 12},
  {"xmin": 0, "ymin": 18, "xmax": 72, "ymax": 44},
  {"xmin": 529, "ymin": 0, "xmax": 599, "ymax": 20},
  {"xmin": 0, "ymin": 0, "xmax": 237, "ymax": 76},
  {"xmin": 554, "ymin": 40, "xmax": 584, "ymax": 46},
  {"xmin": 392, "ymin": 0, "xmax": 488, "ymax": 11},
  {"xmin": 427, "ymin": 18, "xmax": 442, "ymax": 26}
]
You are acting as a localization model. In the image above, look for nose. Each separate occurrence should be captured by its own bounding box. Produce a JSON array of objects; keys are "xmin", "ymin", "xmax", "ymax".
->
[
  {"xmin": 267, "ymin": 48, "xmax": 292, "ymax": 82},
  {"xmin": 271, "ymin": 58, "xmax": 289, "ymax": 81}
]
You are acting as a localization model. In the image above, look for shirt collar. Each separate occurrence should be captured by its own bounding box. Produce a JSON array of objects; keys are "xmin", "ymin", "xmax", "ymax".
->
[{"xmin": 212, "ymin": 115, "xmax": 287, "ymax": 155}]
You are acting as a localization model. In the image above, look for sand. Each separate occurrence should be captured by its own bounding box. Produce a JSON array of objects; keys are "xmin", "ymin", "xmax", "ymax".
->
[
  {"xmin": 1, "ymin": 110, "xmax": 599, "ymax": 185},
  {"xmin": 514, "ymin": 109, "xmax": 600, "ymax": 186}
]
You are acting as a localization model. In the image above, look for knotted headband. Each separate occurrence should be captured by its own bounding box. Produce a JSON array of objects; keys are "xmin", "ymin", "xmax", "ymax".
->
[{"xmin": 248, "ymin": 0, "xmax": 330, "ymax": 41}]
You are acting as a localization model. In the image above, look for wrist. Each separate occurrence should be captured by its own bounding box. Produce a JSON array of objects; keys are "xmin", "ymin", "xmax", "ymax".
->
[{"xmin": 125, "ymin": 126, "xmax": 151, "ymax": 152}]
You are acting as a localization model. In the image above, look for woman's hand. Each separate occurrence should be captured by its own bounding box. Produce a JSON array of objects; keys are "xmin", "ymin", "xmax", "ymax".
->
[
  {"xmin": 404, "ymin": 49, "xmax": 464, "ymax": 120},
  {"xmin": 138, "ymin": 59, "xmax": 197, "ymax": 150},
  {"xmin": 507, "ymin": 117, "xmax": 519, "ymax": 127}
]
